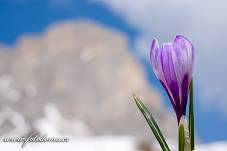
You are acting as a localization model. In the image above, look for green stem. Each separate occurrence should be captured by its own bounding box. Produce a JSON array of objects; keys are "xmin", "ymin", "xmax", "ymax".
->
[
  {"xmin": 179, "ymin": 122, "xmax": 185, "ymax": 151},
  {"xmin": 189, "ymin": 79, "xmax": 194, "ymax": 151}
]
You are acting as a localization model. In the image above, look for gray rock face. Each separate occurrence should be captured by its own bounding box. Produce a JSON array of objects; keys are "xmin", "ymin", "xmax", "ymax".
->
[{"xmin": 0, "ymin": 20, "xmax": 177, "ymax": 140}]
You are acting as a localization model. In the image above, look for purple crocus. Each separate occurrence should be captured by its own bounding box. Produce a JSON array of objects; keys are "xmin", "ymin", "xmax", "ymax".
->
[{"xmin": 150, "ymin": 35, "xmax": 194, "ymax": 123}]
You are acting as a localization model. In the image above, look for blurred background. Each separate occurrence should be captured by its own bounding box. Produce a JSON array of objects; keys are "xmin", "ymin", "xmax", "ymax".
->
[{"xmin": 0, "ymin": 0, "xmax": 227, "ymax": 151}]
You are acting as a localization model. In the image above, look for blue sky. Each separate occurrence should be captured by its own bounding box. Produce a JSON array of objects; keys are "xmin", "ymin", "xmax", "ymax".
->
[
  {"xmin": 0, "ymin": 0, "xmax": 227, "ymax": 143},
  {"xmin": 0, "ymin": 0, "xmax": 137, "ymax": 44}
]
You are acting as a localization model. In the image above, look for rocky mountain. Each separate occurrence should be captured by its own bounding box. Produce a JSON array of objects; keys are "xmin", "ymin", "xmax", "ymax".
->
[{"xmin": 0, "ymin": 20, "xmax": 177, "ymax": 141}]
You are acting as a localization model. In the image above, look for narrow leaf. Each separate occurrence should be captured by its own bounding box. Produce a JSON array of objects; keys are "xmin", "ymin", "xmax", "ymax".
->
[
  {"xmin": 133, "ymin": 94, "xmax": 170, "ymax": 151},
  {"xmin": 179, "ymin": 121, "xmax": 185, "ymax": 151},
  {"xmin": 189, "ymin": 80, "xmax": 194, "ymax": 150}
]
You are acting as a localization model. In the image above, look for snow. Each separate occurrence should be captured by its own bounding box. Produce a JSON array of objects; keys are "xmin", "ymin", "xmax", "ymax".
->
[
  {"xmin": 0, "ymin": 134, "xmax": 227, "ymax": 151},
  {"xmin": 198, "ymin": 141, "xmax": 227, "ymax": 151},
  {"xmin": 0, "ymin": 104, "xmax": 226, "ymax": 151},
  {"xmin": 0, "ymin": 136, "xmax": 137, "ymax": 151}
]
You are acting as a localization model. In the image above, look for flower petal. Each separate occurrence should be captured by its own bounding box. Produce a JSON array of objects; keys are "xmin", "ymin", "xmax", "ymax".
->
[
  {"xmin": 150, "ymin": 38, "xmax": 165, "ymax": 83},
  {"xmin": 172, "ymin": 35, "xmax": 194, "ymax": 114},
  {"xmin": 161, "ymin": 43, "xmax": 181, "ymax": 112},
  {"xmin": 173, "ymin": 35, "xmax": 194, "ymax": 83},
  {"xmin": 150, "ymin": 35, "xmax": 194, "ymax": 122}
]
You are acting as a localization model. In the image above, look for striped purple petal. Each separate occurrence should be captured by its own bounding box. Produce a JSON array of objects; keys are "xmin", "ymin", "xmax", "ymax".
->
[
  {"xmin": 150, "ymin": 39, "xmax": 179, "ymax": 116},
  {"xmin": 150, "ymin": 39, "xmax": 165, "ymax": 83},
  {"xmin": 172, "ymin": 35, "xmax": 194, "ymax": 116},
  {"xmin": 150, "ymin": 35, "xmax": 194, "ymax": 123},
  {"xmin": 160, "ymin": 43, "xmax": 182, "ymax": 121}
]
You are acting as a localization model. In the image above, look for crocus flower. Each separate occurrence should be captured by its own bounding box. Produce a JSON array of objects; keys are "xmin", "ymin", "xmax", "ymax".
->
[{"xmin": 150, "ymin": 35, "xmax": 194, "ymax": 123}]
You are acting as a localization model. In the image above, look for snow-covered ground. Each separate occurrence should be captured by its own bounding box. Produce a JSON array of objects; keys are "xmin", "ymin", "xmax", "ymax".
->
[
  {"xmin": 155, "ymin": 140, "xmax": 227, "ymax": 151},
  {"xmin": 197, "ymin": 141, "xmax": 227, "ymax": 151},
  {"xmin": 0, "ymin": 104, "xmax": 225, "ymax": 151},
  {"xmin": 0, "ymin": 136, "xmax": 137, "ymax": 151},
  {"xmin": 0, "ymin": 136, "xmax": 227, "ymax": 151}
]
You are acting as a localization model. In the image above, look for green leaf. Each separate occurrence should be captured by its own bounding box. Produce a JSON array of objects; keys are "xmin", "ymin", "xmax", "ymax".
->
[
  {"xmin": 189, "ymin": 80, "xmax": 194, "ymax": 151},
  {"xmin": 133, "ymin": 94, "xmax": 170, "ymax": 151},
  {"xmin": 179, "ymin": 120, "xmax": 185, "ymax": 151}
]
